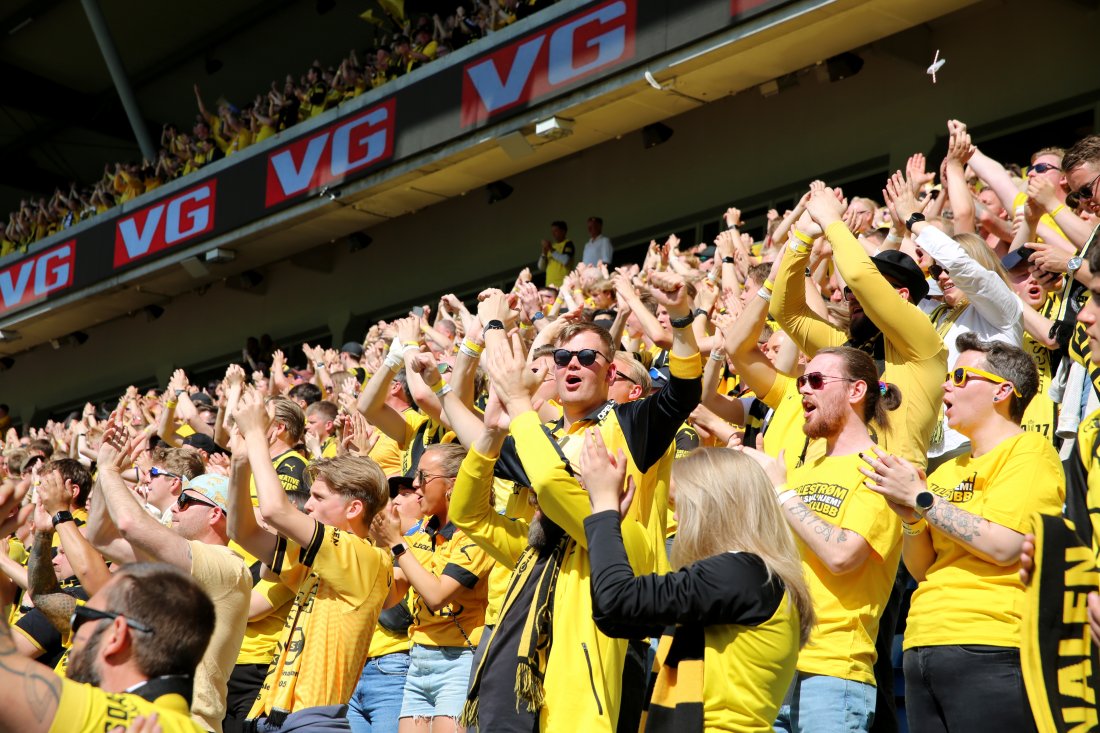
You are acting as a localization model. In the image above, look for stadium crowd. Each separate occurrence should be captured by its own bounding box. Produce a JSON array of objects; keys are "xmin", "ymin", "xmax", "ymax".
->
[
  {"xmin": 0, "ymin": 116, "xmax": 1099, "ymax": 732},
  {"xmin": 0, "ymin": 0, "xmax": 556, "ymax": 256}
]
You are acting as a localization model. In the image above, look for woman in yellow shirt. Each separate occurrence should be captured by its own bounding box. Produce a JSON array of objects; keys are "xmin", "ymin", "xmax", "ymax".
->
[
  {"xmin": 581, "ymin": 433, "xmax": 813, "ymax": 733},
  {"xmin": 863, "ymin": 333, "xmax": 1064, "ymax": 733}
]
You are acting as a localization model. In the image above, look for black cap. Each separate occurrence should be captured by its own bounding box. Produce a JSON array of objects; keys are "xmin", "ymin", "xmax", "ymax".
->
[
  {"xmin": 181, "ymin": 433, "xmax": 228, "ymax": 457},
  {"xmin": 189, "ymin": 391, "xmax": 214, "ymax": 406},
  {"xmin": 388, "ymin": 475, "xmax": 415, "ymax": 499},
  {"xmin": 1001, "ymin": 246, "xmax": 1034, "ymax": 271},
  {"xmin": 871, "ymin": 250, "xmax": 928, "ymax": 302},
  {"xmin": 340, "ymin": 342, "xmax": 365, "ymax": 358}
]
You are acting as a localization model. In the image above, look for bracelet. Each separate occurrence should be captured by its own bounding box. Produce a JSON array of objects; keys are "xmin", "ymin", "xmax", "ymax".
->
[
  {"xmin": 788, "ymin": 241, "xmax": 810, "ymax": 256},
  {"xmin": 756, "ymin": 287, "xmax": 772, "ymax": 303},
  {"xmin": 885, "ymin": 232, "xmax": 902, "ymax": 245},
  {"xmin": 459, "ymin": 344, "xmax": 481, "ymax": 359},
  {"xmin": 776, "ymin": 489, "xmax": 798, "ymax": 505},
  {"xmin": 165, "ymin": 401, "xmax": 177, "ymax": 409},
  {"xmin": 792, "ymin": 229, "xmax": 814, "ymax": 245},
  {"xmin": 1051, "ymin": 204, "xmax": 1066, "ymax": 218},
  {"xmin": 762, "ymin": 278, "xmax": 774, "ymax": 292},
  {"xmin": 430, "ymin": 379, "xmax": 448, "ymax": 394},
  {"xmin": 902, "ymin": 518, "xmax": 928, "ymax": 536},
  {"xmin": 462, "ymin": 339, "xmax": 484, "ymax": 355},
  {"xmin": 434, "ymin": 383, "xmax": 453, "ymax": 398},
  {"xmin": 668, "ymin": 313, "xmax": 694, "ymax": 329},
  {"xmin": 710, "ymin": 350, "xmax": 726, "ymax": 362},
  {"xmin": 402, "ymin": 340, "xmax": 419, "ymax": 347}
]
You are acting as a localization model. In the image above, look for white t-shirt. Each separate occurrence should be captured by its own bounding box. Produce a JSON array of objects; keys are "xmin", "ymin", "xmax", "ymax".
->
[{"xmin": 582, "ymin": 234, "xmax": 613, "ymax": 266}]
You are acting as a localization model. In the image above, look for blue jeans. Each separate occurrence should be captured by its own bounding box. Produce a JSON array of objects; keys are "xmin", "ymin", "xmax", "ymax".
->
[
  {"xmin": 774, "ymin": 672, "xmax": 876, "ymax": 732},
  {"xmin": 347, "ymin": 651, "xmax": 410, "ymax": 733}
]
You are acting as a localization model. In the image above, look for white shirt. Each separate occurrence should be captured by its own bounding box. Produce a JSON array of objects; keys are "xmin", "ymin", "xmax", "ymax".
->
[{"xmin": 582, "ymin": 234, "xmax": 613, "ymax": 266}]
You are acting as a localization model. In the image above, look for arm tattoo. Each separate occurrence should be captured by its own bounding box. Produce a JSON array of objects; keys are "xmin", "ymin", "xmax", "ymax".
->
[
  {"xmin": 0, "ymin": 603, "xmax": 62, "ymax": 725},
  {"xmin": 925, "ymin": 499, "xmax": 984, "ymax": 543},
  {"xmin": 34, "ymin": 594, "xmax": 76, "ymax": 636},
  {"xmin": 786, "ymin": 501, "xmax": 852, "ymax": 544},
  {"xmin": 27, "ymin": 532, "xmax": 60, "ymax": 599}
]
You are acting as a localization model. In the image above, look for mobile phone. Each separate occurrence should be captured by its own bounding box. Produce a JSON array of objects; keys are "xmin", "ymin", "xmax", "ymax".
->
[{"xmin": 412, "ymin": 306, "xmax": 425, "ymax": 318}]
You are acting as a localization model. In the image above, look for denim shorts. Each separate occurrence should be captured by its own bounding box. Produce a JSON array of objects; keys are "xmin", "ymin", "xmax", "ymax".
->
[
  {"xmin": 774, "ymin": 672, "xmax": 876, "ymax": 733},
  {"xmin": 400, "ymin": 644, "xmax": 474, "ymax": 720}
]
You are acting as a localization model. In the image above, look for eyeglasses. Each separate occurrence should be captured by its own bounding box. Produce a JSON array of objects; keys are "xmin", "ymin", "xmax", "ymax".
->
[
  {"xmin": 947, "ymin": 366, "xmax": 1022, "ymax": 397},
  {"xmin": 1029, "ymin": 162, "xmax": 1061, "ymax": 175},
  {"xmin": 149, "ymin": 467, "xmax": 182, "ymax": 481},
  {"xmin": 69, "ymin": 605, "xmax": 154, "ymax": 644},
  {"xmin": 612, "ymin": 373, "xmax": 637, "ymax": 385},
  {"xmin": 796, "ymin": 372, "xmax": 855, "ymax": 391},
  {"xmin": 177, "ymin": 492, "xmax": 218, "ymax": 511},
  {"xmin": 415, "ymin": 470, "xmax": 450, "ymax": 487},
  {"xmin": 1067, "ymin": 171, "xmax": 1100, "ymax": 209},
  {"xmin": 552, "ymin": 349, "xmax": 609, "ymax": 368},
  {"xmin": 929, "ymin": 263, "xmax": 949, "ymax": 279}
]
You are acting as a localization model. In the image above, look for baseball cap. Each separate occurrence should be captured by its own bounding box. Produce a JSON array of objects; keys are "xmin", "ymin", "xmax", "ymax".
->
[
  {"xmin": 341, "ymin": 342, "xmax": 365, "ymax": 358},
  {"xmin": 1001, "ymin": 246, "xmax": 1034, "ymax": 271},
  {"xmin": 388, "ymin": 475, "xmax": 415, "ymax": 499},
  {"xmin": 187, "ymin": 474, "xmax": 229, "ymax": 513},
  {"xmin": 181, "ymin": 433, "xmax": 228, "ymax": 457}
]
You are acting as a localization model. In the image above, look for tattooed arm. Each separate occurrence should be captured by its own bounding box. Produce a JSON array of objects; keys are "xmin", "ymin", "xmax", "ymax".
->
[
  {"xmin": 779, "ymin": 496, "xmax": 871, "ymax": 575},
  {"xmin": 923, "ymin": 495, "xmax": 1024, "ymax": 566}
]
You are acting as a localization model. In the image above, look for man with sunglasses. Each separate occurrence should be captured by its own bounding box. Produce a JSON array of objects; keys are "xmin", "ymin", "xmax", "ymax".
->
[
  {"xmin": 142, "ymin": 449, "xmax": 204, "ymax": 524},
  {"xmin": 0, "ymin": 556, "xmax": 219, "ymax": 733},
  {"xmin": 86, "ymin": 421, "xmax": 252, "ymax": 733},
  {"xmin": 862, "ymin": 334, "xmax": 1062, "ymax": 732},
  {"xmin": 765, "ymin": 347, "xmax": 902, "ymax": 733}
]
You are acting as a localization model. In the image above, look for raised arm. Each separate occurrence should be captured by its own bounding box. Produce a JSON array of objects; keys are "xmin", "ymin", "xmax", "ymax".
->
[
  {"xmin": 943, "ymin": 121, "xmax": 976, "ymax": 234},
  {"xmin": 36, "ymin": 472, "xmax": 110, "ymax": 595},
  {"xmin": 771, "ymin": 213, "xmax": 845, "ymax": 357}
]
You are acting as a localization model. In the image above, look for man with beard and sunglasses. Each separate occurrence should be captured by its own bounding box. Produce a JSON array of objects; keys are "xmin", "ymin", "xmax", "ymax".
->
[{"xmin": 757, "ymin": 347, "xmax": 902, "ymax": 733}]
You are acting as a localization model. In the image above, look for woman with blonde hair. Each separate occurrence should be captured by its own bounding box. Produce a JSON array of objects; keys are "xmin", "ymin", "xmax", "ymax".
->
[{"xmin": 580, "ymin": 431, "xmax": 813, "ymax": 733}]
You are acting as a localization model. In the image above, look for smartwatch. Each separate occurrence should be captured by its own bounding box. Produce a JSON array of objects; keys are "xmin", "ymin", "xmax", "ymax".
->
[
  {"xmin": 484, "ymin": 319, "xmax": 506, "ymax": 332},
  {"xmin": 1068, "ymin": 256, "xmax": 1083, "ymax": 275},
  {"xmin": 904, "ymin": 212, "xmax": 926, "ymax": 232},
  {"xmin": 668, "ymin": 313, "xmax": 695, "ymax": 329},
  {"xmin": 391, "ymin": 543, "xmax": 407, "ymax": 560},
  {"xmin": 914, "ymin": 491, "xmax": 935, "ymax": 517},
  {"xmin": 52, "ymin": 510, "xmax": 74, "ymax": 528},
  {"xmin": 722, "ymin": 256, "xmax": 735, "ymax": 265},
  {"xmin": 531, "ymin": 311, "xmax": 546, "ymax": 321}
]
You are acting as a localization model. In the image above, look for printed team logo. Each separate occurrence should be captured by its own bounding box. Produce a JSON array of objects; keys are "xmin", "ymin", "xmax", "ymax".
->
[
  {"xmin": 930, "ymin": 474, "xmax": 976, "ymax": 503},
  {"xmin": 796, "ymin": 482, "xmax": 850, "ymax": 518},
  {"xmin": 460, "ymin": 0, "xmax": 636, "ymax": 127},
  {"xmin": 0, "ymin": 241, "xmax": 75, "ymax": 315}
]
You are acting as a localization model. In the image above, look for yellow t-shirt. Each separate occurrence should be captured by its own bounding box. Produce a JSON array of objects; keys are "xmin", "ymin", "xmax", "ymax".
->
[
  {"xmin": 1012, "ymin": 191, "xmax": 1067, "ymax": 243},
  {"xmin": 48, "ymin": 678, "xmax": 205, "ymax": 732},
  {"xmin": 236, "ymin": 576, "xmax": 296, "ymax": 665},
  {"xmin": 1077, "ymin": 408, "xmax": 1100, "ymax": 561},
  {"xmin": 188, "ymin": 541, "xmax": 252, "ymax": 733},
  {"xmin": 407, "ymin": 519, "xmax": 495, "ymax": 648},
  {"xmin": 788, "ymin": 451, "xmax": 901, "ymax": 685},
  {"xmin": 249, "ymin": 523, "xmax": 392, "ymax": 719},
  {"xmin": 1020, "ymin": 292, "xmax": 1060, "ymax": 441},
  {"xmin": 905, "ymin": 431, "xmax": 1065, "ymax": 650}
]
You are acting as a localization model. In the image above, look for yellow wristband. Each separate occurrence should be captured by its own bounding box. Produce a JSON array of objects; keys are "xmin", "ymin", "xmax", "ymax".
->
[
  {"xmin": 165, "ymin": 401, "xmax": 177, "ymax": 409},
  {"xmin": 402, "ymin": 340, "xmax": 419, "ymax": 347},
  {"xmin": 792, "ymin": 229, "xmax": 814, "ymax": 245},
  {"xmin": 430, "ymin": 379, "xmax": 448, "ymax": 394},
  {"xmin": 462, "ymin": 339, "xmax": 484, "ymax": 355},
  {"xmin": 763, "ymin": 278, "xmax": 774, "ymax": 292},
  {"xmin": 902, "ymin": 518, "xmax": 928, "ymax": 536}
]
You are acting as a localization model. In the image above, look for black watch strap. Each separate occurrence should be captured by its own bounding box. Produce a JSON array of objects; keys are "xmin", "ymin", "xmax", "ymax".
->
[
  {"xmin": 668, "ymin": 313, "xmax": 694, "ymax": 329},
  {"xmin": 905, "ymin": 212, "xmax": 926, "ymax": 232},
  {"xmin": 52, "ymin": 510, "xmax": 74, "ymax": 527},
  {"xmin": 391, "ymin": 543, "xmax": 407, "ymax": 559},
  {"xmin": 722, "ymin": 256, "xmax": 735, "ymax": 264}
]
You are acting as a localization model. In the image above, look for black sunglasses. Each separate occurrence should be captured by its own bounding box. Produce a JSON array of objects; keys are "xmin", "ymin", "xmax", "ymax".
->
[
  {"xmin": 69, "ymin": 605, "xmax": 154, "ymax": 642},
  {"xmin": 1029, "ymin": 162, "xmax": 1061, "ymax": 174},
  {"xmin": 552, "ymin": 348, "xmax": 609, "ymax": 368},
  {"xmin": 149, "ymin": 466, "xmax": 182, "ymax": 481},
  {"xmin": 177, "ymin": 492, "xmax": 218, "ymax": 511},
  {"xmin": 796, "ymin": 372, "xmax": 855, "ymax": 391},
  {"xmin": 1068, "ymin": 171, "xmax": 1100, "ymax": 209},
  {"xmin": 929, "ymin": 263, "xmax": 949, "ymax": 279}
]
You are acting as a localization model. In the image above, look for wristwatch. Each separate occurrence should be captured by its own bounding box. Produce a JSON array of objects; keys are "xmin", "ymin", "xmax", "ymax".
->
[
  {"xmin": 904, "ymin": 212, "xmax": 926, "ymax": 232},
  {"xmin": 51, "ymin": 510, "xmax": 74, "ymax": 528},
  {"xmin": 1067, "ymin": 256, "xmax": 1083, "ymax": 275},
  {"xmin": 722, "ymin": 256, "xmax": 735, "ymax": 264},
  {"xmin": 914, "ymin": 491, "xmax": 935, "ymax": 517},
  {"xmin": 531, "ymin": 311, "xmax": 546, "ymax": 321},
  {"xmin": 391, "ymin": 543, "xmax": 407, "ymax": 560},
  {"xmin": 484, "ymin": 319, "xmax": 505, "ymax": 332}
]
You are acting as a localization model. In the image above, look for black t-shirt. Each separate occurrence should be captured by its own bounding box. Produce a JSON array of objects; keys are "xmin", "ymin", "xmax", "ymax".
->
[{"xmin": 15, "ymin": 576, "xmax": 88, "ymax": 669}]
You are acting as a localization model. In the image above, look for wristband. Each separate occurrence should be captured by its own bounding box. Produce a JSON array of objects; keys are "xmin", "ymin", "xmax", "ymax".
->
[
  {"xmin": 165, "ymin": 400, "xmax": 177, "ymax": 409},
  {"xmin": 902, "ymin": 518, "xmax": 928, "ymax": 536},
  {"xmin": 756, "ymin": 287, "xmax": 772, "ymax": 303},
  {"xmin": 52, "ymin": 510, "xmax": 74, "ymax": 528},
  {"xmin": 788, "ymin": 241, "xmax": 810, "ymax": 256},
  {"xmin": 792, "ymin": 229, "xmax": 814, "ymax": 245},
  {"xmin": 402, "ymin": 340, "xmax": 419, "ymax": 347},
  {"xmin": 762, "ymin": 278, "xmax": 774, "ymax": 292},
  {"xmin": 776, "ymin": 489, "xmax": 798, "ymax": 505},
  {"xmin": 710, "ymin": 349, "xmax": 726, "ymax": 362},
  {"xmin": 430, "ymin": 379, "xmax": 448, "ymax": 394},
  {"xmin": 383, "ymin": 354, "xmax": 404, "ymax": 373},
  {"xmin": 885, "ymin": 232, "xmax": 902, "ymax": 245},
  {"xmin": 462, "ymin": 339, "xmax": 484, "ymax": 355},
  {"xmin": 459, "ymin": 344, "xmax": 481, "ymax": 359},
  {"xmin": 668, "ymin": 313, "xmax": 694, "ymax": 329},
  {"xmin": 434, "ymin": 383, "xmax": 453, "ymax": 398}
]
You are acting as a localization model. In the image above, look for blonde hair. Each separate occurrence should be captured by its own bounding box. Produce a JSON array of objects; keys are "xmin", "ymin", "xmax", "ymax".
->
[
  {"xmin": 670, "ymin": 449, "xmax": 815, "ymax": 647},
  {"xmin": 955, "ymin": 233, "xmax": 1011, "ymax": 285}
]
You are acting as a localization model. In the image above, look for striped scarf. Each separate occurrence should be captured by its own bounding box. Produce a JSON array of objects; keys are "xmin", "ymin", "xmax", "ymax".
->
[
  {"xmin": 641, "ymin": 625, "xmax": 705, "ymax": 733},
  {"xmin": 460, "ymin": 532, "xmax": 571, "ymax": 727}
]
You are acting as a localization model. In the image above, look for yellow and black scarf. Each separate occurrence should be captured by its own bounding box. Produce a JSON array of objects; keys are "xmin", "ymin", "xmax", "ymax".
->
[
  {"xmin": 460, "ymin": 532, "xmax": 571, "ymax": 727},
  {"xmin": 1021, "ymin": 512, "xmax": 1100, "ymax": 732},
  {"xmin": 640, "ymin": 624, "xmax": 704, "ymax": 732}
]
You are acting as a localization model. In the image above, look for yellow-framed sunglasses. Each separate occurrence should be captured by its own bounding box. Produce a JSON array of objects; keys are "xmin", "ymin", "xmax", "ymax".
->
[{"xmin": 947, "ymin": 366, "xmax": 1022, "ymax": 397}]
